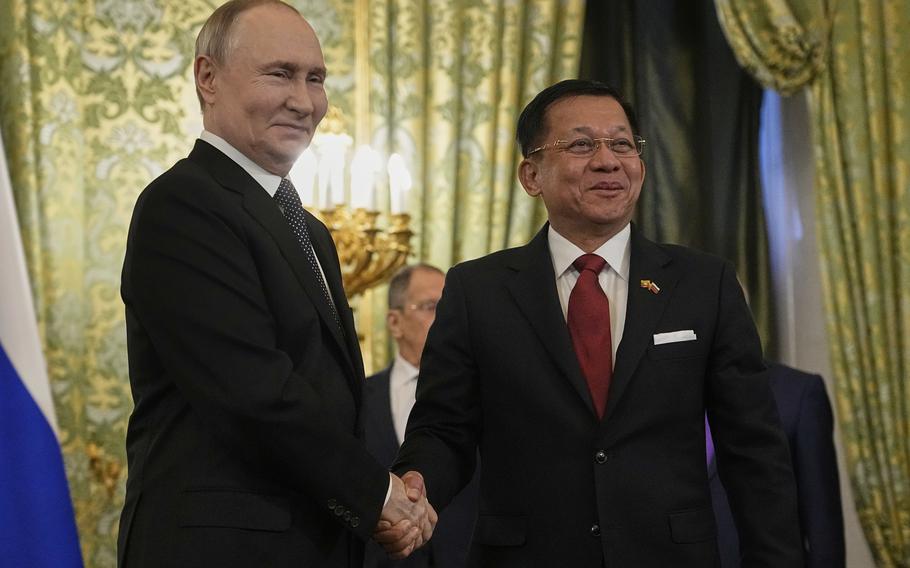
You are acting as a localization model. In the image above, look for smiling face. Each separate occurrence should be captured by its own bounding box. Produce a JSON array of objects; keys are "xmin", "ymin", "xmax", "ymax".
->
[
  {"xmin": 195, "ymin": 3, "xmax": 328, "ymax": 176},
  {"xmin": 518, "ymin": 95, "xmax": 646, "ymax": 251}
]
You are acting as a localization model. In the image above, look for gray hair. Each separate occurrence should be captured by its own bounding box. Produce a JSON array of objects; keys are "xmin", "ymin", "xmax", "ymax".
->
[
  {"xmin": 388, "ymin": 264, "xmax": 444, "ymax": 309},
  {"xmin": 194, "ymin": 0, "xmax": 300, "ymax": 108}
]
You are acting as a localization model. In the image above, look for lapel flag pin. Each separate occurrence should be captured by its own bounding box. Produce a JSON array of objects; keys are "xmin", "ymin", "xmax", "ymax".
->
[{"xmin": 640, "ymin": 279, "xmax": 660, "ymax": 294}]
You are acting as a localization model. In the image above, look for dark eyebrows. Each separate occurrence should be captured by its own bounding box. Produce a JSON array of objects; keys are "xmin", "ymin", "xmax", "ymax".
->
[{"xmin": 567, "ymin": 125, "xmax": 631, "ymax": 136}]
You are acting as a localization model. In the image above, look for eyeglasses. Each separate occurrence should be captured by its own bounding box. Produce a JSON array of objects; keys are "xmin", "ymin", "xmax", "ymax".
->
[
  {"xmin": 393, "ymin": 300, "xmax": 438, "ymax": 313},
  {"xmin": 527, "ymin": 135, "xmax": 646, "ymax": 158}
]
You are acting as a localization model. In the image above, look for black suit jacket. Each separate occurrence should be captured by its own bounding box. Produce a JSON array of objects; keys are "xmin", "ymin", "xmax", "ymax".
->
[
  {"xmin": 118, "ymin": 140, "xmax": 389, "ymax": 567},
  {"xmin": 711, "ymin": 363, "xmax": 845, "ymax": 567},
  {"xmin": 362, "ymin": 366, "xmax": 479, "ymax": 568},
  {"xmin": 394, "ymin": 224, "xmax": 803, "ymax": 567}
]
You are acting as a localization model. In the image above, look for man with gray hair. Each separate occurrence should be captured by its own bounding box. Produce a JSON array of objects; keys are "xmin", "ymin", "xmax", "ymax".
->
[
  {"xmin": 118, "ymin": 1, "xmax": 434, "ymax": 565},
  {"xmin": 363, "ymin": 264, "xmax": 479, "ymax": 568}
]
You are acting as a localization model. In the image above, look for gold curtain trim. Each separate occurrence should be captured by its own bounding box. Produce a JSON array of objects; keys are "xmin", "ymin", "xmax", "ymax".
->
[{"xmin": 714, "ymin": 0, "xmax": 831, "ymax": 94}]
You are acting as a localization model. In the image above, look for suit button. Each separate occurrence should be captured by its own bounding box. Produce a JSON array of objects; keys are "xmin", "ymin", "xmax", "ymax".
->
[
  {"xmin": 594, "ymin": 450, "xmax": 608, "ymax": 464},
  {"xmin": 351, "ymin": 516, "xmax": 360, "ymax": 528},
  {"xmin": 590, "ymin": 523, "xmax": 601, "ymax": 537},
  {"xmin": 335, "ymin": 506, "xmax": 345, "ymax": 516},
  {"xmin": 327, "ymin": 498, "xmax": 337, "ymax": 510},
  {"xmin": 343, "ymin": 511, "xmax": 352, "ymax": 522}
]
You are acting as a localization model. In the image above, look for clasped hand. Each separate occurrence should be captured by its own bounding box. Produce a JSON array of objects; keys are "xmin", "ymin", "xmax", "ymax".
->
[{"xmin": 373, "ymin": 471, "xmax": 438, "ymax": 559}]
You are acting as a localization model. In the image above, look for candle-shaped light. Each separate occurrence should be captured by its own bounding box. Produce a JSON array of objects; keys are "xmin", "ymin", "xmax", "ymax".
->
[
  {"xmin": 289, "ymin": 148, "xmax": 318, "ymax": 207},
  {"xmin": 314, "ymin": 133, "xmax": 352, "ymax": 207},
  {"xmin": 350, "ymin": 145, "xmax": 380, "ymax": 210},
  {"xmin": 387, "ymin": 153, "xmax": 412, "ymax": 214},
  {"xmin": 330, "ymin": 154, "xmax": 345, "ymax": 206},
  {"xmin": 317, "ymin": 152, "xmax": 333, "ymax": 209}
]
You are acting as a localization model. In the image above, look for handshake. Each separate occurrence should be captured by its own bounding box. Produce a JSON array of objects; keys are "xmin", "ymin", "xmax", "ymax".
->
[{"xmin": 373, "ymin": 471, "xmax": 438, "ymax": 559}]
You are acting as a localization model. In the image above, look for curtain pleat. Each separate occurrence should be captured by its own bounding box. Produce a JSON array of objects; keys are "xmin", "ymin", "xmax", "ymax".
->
[
  {"xmin": 580, "ymin": 0, "xmax": 777, "ymax": 354},
  {"xmin": 715, "ymin": 0, "xmax": 910, "ymax": 563}
]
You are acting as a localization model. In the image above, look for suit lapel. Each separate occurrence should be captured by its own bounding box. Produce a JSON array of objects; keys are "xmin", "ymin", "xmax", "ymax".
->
[
  {"xmin": 505, "ymin": 225, "xmax": 596, "ymax": 415},
  {"xmin": 189, "ymin": 141, "xmax": 359, "ymax": 385},
  {"xmin": 603, "ymin": 227, "xmax": 680, "ymax": 422},
  {"xmin": 377, "ymin": 369, "xmax": 401, "ymax": 455},
  {"xmin": 307, "ymin": 216, "xmax": 365, "ymax": 398},
  {"xmin": 366, "ymin": 369, "xmax": 400, "ymax": 465}
]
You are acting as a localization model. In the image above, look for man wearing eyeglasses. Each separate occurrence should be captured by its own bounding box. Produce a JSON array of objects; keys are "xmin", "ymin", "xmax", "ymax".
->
[
  {"xmin": 363, "ymin": 264, "xmax": 479, "ymax": 568},
  {"xmin": 390, "ymin": 79, "xmax": 803, "ymax": 566}
]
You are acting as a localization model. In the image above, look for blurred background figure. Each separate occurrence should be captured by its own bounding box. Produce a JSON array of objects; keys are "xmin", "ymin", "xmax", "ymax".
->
[
  {"xmin": 708, "ymin": 362, "xmax": 845, "ymax": 567},
  {"xmin": 362, "ymin": 264, "xmax": 479, "ymax": 568}
]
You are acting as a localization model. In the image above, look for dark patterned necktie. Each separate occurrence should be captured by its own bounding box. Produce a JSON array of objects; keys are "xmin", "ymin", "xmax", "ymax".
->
[
  {"xmin": 274, "ymin": 178, "xmax": 342, "ymax": 330},
  {"xmin": 567, "ymin": 254, "xmax": 613, "ymax": 418}
]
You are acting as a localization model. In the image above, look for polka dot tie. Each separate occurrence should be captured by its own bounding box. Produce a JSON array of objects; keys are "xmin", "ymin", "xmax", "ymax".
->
[{"xmin": 274, "ymin": 178, "xmax": 342, "ymax": 330}]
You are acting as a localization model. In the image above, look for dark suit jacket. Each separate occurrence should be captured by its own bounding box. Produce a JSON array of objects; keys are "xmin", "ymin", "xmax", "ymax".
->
[
  {"xmin": 394, "ymin": 224, "xmax": 803, "ymax": 567},
  {"xmin": 711, "ymin": 364, "xmax": 844, "ymax": 567},
  {"xmin": 362, "ymin": 366, "xmax": 479, "ymax": 568},
  {"xmin": 118, "ymin": 140, "xmax": 389, "ymax": 567}
]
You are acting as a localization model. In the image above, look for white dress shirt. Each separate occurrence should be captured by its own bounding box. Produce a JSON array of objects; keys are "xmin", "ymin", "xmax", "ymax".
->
[
  {"xmin": 389, "ymin": 353, "xmax": 419, "ymax": 445},
  {"xmin": 548, "ymin": 223, "xmax": 631, "ymax": 366}
]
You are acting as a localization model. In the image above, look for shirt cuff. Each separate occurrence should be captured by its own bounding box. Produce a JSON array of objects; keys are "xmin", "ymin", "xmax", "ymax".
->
[{"xmin": 384, "ymin": 473, "xmax": 393, "ymax": 507}]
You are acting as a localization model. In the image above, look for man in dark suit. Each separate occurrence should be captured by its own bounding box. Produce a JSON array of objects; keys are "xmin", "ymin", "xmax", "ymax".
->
[
  {"xmin": 390, "ymin": 80, "xmax": 804, "ymax": 566},
  {"xmin": 709, "ymin": 363, "xmax": 845, "ymax": 567},
  {"xmin": 363, "ymin": 264, "xmax": 479, "ymax": 568},
  {"xmin": 117, "ymin": 1, "xmax": 434, "ymax": 566}
]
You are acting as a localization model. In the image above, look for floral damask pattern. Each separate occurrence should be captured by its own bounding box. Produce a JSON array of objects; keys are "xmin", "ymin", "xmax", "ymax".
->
[
  {"xmin": 716, "ymin": 0, "xmax": 910, "ymax": 564},
  {"xmin": 0, "ymin": 0, "xmax": 583, "ymax": 564},
  {"xmin": 714, "ymin": 0, "xmax": 829, "ymax": 95},
  {"xmin": 808, "ymin": 2, "xmax": 910, "ymax": 564},
  {"xmin": 359, "ymin": 0, "xmax": 583, "ymax": 367}
]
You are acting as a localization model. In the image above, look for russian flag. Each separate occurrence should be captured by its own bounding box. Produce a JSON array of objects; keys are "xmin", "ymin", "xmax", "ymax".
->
[{"xmin": 0, "ymin": 131, "xmax": 83, "ymax": 565}]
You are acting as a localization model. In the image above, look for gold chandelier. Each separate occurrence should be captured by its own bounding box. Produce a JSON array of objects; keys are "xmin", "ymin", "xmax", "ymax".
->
[{"xmin": 289, "ymin": 130, "xmax": 413, "ymax": 298}]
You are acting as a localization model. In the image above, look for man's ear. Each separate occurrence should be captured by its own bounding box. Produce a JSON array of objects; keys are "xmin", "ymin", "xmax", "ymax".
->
[
  {"xmin": 387, "ymin": 310, "xmax": 403, "ymax": 339},
  {"xmin": 194, "ymin": 55, "xmax": 218, "ymax": 106},
  {"xmin": 518, "ymin": 158, "xmax": 542, "ymax": 197}
]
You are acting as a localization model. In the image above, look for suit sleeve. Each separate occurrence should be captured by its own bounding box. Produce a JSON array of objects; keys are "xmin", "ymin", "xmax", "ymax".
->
[
  {"xmin": 123, "ymin": 182, "xmax": 388, "ymax": 539},
  {"xmin": 705, "ymin": 261, "xmax": 804, "ymax": 567},
  {"xmin": 392, "ymin": 266, "xmax": 481, "ymax": 509},
  {"xmin": 794, "ymin": 376, "xmax": 846, "ymax": 568}
]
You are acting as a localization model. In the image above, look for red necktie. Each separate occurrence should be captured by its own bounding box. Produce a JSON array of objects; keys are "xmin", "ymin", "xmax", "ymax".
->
[{"xmin": 567, "ymin": 254, "xmax": 613, "ymax": 418}]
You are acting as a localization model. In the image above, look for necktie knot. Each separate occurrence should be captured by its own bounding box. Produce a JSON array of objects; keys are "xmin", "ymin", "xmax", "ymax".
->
[
  {"xmin": 276, "ymin": 178, "xmax": 302, "ymax": 208},
  {"xmin": 573, "ymin": 253, "xmax": 606, "ymax": 275}
]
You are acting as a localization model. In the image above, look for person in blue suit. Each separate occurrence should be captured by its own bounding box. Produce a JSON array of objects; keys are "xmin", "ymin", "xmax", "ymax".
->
[{"xmin": 708, "ymin": 362, "xmax": 845, "ymax": 567}]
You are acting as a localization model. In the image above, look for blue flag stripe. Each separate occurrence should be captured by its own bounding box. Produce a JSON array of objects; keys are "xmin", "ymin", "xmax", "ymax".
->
[{"xmin": 0, "ymin": 342, "xmax": 83, "ymax": 567}]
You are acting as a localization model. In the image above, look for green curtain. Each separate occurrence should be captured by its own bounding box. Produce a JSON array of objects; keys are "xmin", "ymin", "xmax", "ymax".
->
[
  {"xmin": 356, "ymin": 0, "xmax": 585, "ymax": 372},
  {"xmin": 717, "ymin": 0, "xmax": 910, "ymax": 565},
  {"xmin": 0, "ymin": 1, "xmax": 212, "ymax": 564},
  {"xmin": 714, "ymin": 0, "xmax": 828, "ymax": 95},
  {"xmin": 0, "ymin": 0, "xmax": 584, "ymax": 564},
  {"xmin": 579, "ymin": 0, "xmax": 777, "ymax": 356}
]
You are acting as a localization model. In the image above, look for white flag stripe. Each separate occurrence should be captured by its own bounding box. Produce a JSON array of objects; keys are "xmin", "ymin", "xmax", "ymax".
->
[{"xmin": 0, "ymin": 129, "xmax": 58, "ymax": 433}]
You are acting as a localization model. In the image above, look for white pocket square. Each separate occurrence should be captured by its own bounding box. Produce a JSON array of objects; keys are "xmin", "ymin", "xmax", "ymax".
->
[{"xmin": 653, "ymin": 330, "xmax": 697, "ymax": 345}]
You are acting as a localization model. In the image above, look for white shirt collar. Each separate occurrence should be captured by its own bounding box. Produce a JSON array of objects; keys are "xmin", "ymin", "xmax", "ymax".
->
[
  {"xmin": 548, "ymin": 223, "xmax": 631, "ymax": 280},
  {"xmin": 390, "ymin": 352, "xmax": 419, "ymax": 385},
  {"xmin": 199, "ymin": 130, "xmax": 283, "ymax": 196}
]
